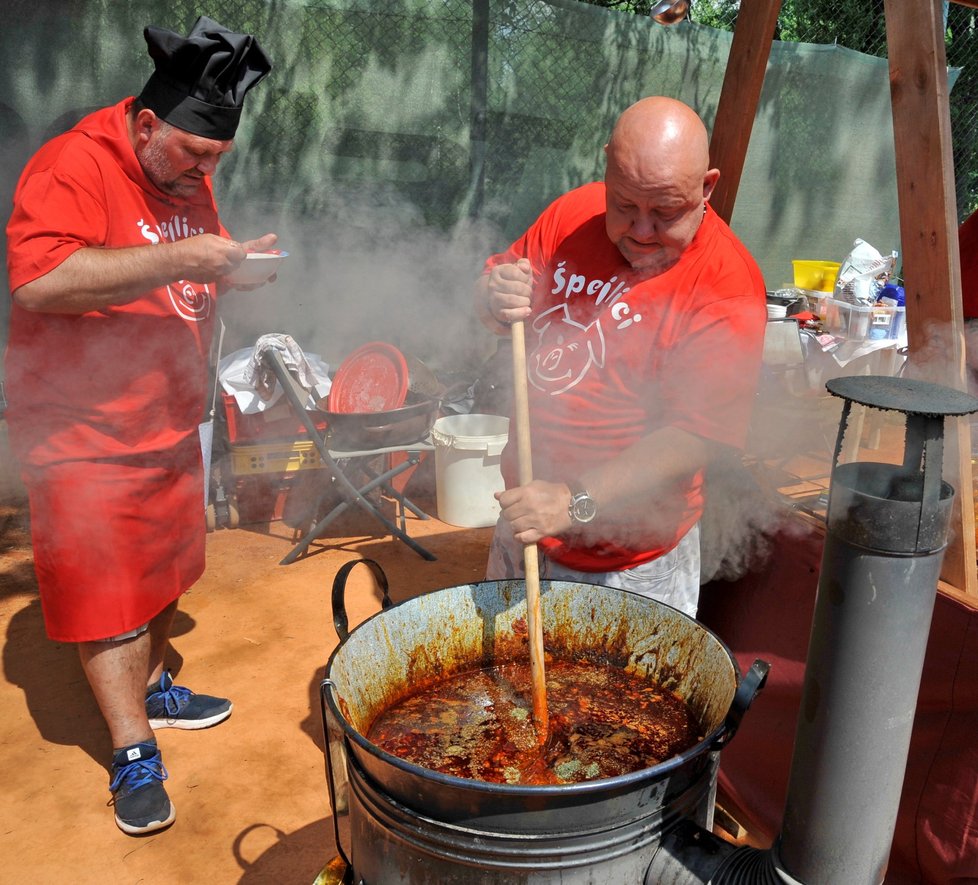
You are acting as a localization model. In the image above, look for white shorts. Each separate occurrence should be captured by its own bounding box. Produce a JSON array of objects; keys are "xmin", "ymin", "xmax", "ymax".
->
[
  {"xmin": 485, "ymin": 519, "xmax": 701, "ymax": 618},
  {"xmin": 99, "ymin": 622, "xmax": 149, "ymax": 642}
]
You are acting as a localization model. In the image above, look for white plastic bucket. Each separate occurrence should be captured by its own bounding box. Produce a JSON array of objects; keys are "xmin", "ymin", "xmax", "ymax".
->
[{"xmin": 430, "ymin": 414, "xmax": 509, "ymax": 528}]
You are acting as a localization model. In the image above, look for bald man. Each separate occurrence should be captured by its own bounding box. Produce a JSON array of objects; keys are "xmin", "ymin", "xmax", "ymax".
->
[{"xmin": 474, "ymin": 96, "xmax": 767, "ymax": 615}]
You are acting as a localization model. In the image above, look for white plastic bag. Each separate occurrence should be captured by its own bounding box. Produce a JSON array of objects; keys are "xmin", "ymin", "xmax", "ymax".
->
[{"xmin": 834, "ymin": 239, "xmax": 897, "ymax": 305}]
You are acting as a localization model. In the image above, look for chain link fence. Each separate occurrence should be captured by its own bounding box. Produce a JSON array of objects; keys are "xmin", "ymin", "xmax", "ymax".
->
[
  {"xmin": 130, "ymin": 0, "xmax": 976, "ymax": 232},
  {"xmin": 6, "ymin": 0, "xmax": 971, "ymax": 231},
  {"xmin": 1, "ymin": 0, "xmax": 971, "ymax": 360},
  {"xmin": 490, "ymin": 0, "xmax": 976, "ymax": 221}
]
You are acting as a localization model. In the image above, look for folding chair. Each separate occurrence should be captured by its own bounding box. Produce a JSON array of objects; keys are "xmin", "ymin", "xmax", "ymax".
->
[{"xmin": 263, "ymin": 350, "xmax": 436, "ymax": 563}]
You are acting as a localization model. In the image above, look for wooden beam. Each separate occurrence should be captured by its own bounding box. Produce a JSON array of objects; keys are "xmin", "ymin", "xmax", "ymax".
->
[
  {"xmin": 940, "ymin": 580, "xmax": 978, "ymax": 611},
  {"xmin": 708, "ymin": 0, "xmax": 782, "ymax": 224},
  {"xmin": 885, "ymin": 0, "xmax": 977, "ymax": 596}
]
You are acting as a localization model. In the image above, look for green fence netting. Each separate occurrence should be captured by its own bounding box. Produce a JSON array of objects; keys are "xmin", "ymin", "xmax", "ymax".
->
[{"xmin": 0, "ymin": 0, "xmax": 964, "ymax": 371}]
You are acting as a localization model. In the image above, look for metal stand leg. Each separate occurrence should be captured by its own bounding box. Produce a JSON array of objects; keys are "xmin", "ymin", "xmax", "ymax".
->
[{"xmin": 281, "ymin": 450, "xmax": 434, "ymax": 563}]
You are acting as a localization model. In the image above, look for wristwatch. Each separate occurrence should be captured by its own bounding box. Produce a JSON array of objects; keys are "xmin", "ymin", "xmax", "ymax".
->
[{"xmin": 567, "ymin": 483, "xmax": 598, "ymax": 524}]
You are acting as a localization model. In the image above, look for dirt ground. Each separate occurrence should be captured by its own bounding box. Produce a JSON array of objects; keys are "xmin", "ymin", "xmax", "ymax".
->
[{"xmin": 0, "ymin": 465, "xmax": 494, "ymax": 885}]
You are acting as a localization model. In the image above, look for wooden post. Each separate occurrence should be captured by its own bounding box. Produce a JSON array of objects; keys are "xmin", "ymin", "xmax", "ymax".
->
[
  {"xmin": 885, "ymin": 0, "xmax": 977, "ymax": 597},
  {"xmin": 707, "ymin": 0, "xmax": 782, "ymax": 224}
]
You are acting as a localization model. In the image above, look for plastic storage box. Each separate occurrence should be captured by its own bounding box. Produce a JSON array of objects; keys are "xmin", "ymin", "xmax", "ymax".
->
[
  {"xmin": 824, "ymin": 298, "xmax": 906, "ymax": 341},
  {"xmin": 222, "ymin": 392, "xmax": 327, "ymax": 444},
  {"xmin": 800, "ymin": 289, "xmax": 831, "ymax": 320}
]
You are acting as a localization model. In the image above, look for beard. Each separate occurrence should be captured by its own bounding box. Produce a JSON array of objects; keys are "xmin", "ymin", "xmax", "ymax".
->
[
  {"xmin": 617, "ymin": 240, "xmax": 681, "ymax": 278},
  {"xmin": 139, "ymin": 130, "xmax": 201, "ymax": 199}
]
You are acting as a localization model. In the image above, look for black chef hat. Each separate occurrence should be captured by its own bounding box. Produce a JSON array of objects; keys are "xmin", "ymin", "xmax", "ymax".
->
[{"xmin": 137, "ymin": 15, "xmax": 272, "ymax": 140}]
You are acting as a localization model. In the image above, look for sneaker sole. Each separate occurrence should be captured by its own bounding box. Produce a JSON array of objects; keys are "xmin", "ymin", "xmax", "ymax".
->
[
  {"xmin": 148, "ymin": 703, "xmax": 233, "ymax": 731},
  {"xmin": 115, "ymin": 801, "xmax": 176, "ymax": 836}
]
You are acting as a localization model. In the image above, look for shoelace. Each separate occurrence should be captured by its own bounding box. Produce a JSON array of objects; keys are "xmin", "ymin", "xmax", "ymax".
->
[
  {"xmin": 152, "ymin": 682, "xmax": 192, "ymax": 717},
  {"xmin": 109, "ymin": 757, "xmax": 169, "ymax": 797}
]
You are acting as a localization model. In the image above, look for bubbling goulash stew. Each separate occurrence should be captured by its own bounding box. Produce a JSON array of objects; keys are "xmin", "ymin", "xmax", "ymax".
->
[{"xmin": 367, "ymin": 658, "xmax": 703, "ymax": 786}]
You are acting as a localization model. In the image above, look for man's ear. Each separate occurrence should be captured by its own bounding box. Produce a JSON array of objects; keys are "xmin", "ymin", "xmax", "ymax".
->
[
  {"xmin": 132, "ymin": 108, "xmax": 160, "ymax": 145},
  {"xmin": 703, "ymin": 168, "xmax": 720, "ymax": 201}
]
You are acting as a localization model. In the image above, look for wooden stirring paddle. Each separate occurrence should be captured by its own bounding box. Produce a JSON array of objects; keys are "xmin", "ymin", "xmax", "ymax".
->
[{"xmin": 510, "ymin": 319, "xmax": 550, "ymax": 746}]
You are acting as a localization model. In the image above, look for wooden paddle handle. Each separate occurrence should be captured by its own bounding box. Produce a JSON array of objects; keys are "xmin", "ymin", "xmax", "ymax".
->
[
  {"xmin": 510, "ymin": 320, "xmax": 549, "ymax": 743},
  {"xmin": 511, "ymin": 321, "xmax": 534, "ymax": 486}
]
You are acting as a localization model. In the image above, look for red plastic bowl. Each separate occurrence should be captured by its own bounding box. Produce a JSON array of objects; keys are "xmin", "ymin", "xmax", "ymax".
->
[{"xmin": 328, "ymin": 342, "xmax": 409, "ymax": 414}]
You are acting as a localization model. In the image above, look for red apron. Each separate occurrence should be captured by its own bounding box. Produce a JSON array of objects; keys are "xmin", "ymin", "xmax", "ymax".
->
[{"xmin": 22, "ymin": 437, "xmax": 205, "ymax": 642}]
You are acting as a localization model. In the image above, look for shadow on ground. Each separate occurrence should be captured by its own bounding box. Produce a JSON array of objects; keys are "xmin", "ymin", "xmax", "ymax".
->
[
  {"xmin": 2, "ymin": 594, "xmax": 193, "ymax": 768},
  {"xmin": 233, "ymin": 818, "xmax": 339, "ymax": 884}
]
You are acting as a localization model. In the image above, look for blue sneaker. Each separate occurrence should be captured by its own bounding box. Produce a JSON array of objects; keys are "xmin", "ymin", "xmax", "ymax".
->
[
  {"xmin": 108, "ymin": 741, "xmax": 175, "ymax": 835},
  {"xmin": 146, "ymin": 671, "xmax": 233, "ymax": 730}
]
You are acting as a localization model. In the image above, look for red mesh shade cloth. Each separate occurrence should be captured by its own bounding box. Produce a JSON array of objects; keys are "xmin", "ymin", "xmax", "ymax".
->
[{"xmin": 698, "ymin": 520, "xmax": 978, "ymax": 883}]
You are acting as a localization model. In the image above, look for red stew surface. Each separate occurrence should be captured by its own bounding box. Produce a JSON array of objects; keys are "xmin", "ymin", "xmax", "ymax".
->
[{"xmin": 366, "ymin": 659, "xmax": 702, "ymax": 785}]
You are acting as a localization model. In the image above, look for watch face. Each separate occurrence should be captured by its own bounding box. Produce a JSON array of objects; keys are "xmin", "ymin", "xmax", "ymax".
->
[{"xmin": 571, "ymin": 493, "xmax": 597, "ymax": 523}]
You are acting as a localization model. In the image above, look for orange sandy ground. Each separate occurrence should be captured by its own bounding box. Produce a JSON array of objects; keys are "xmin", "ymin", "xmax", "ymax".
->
[{"xmin": 0, "ymin": 480, "xmax": 494, "ymax": 884}]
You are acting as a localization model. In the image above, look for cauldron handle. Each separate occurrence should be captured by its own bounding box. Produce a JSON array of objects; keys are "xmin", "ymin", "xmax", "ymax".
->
[
  {"xmin": 712, "ymin": 658, "xmax": 770, "ymax": 749},
  {"xmin": 320, "ymin": 678, "xmax": 354, "ymax": 875},
  {"xmin": 331, "ymin": 557, "xmax": 393, "ymax": 641}
]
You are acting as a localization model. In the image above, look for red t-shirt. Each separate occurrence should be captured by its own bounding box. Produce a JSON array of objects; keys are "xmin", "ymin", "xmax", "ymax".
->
[
  {"xmin": 484, "ymin": 181, "xmax": 767, "ymax": 571},
  {"xmin": 5, "ymin": 98, "xmax": 227, "ymax": 467}
]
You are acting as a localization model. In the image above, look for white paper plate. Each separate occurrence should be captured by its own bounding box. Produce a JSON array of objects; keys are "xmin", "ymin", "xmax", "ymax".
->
[{"xmin": 225, "ymin": 250, "xmax": 288, "ymax": 285}]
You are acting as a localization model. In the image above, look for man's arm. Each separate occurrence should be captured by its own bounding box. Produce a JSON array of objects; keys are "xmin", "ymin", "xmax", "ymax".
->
[
  {"xmin": 497, "ymin": 426, "xmax": 725, "ymax": 546},
  {"xmin": 12, "ymin": 231, "xmax": 276, "ymax": 314}
]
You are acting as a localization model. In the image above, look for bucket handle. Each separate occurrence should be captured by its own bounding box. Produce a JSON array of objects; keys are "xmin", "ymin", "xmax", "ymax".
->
[
  {"xmin": 331, "ymin": 557, "xmax": 393, "ymax": 642},
  {"xmin": 486, "ymin": 438, "xmax": 507, "ymax": 457},
  {"xmin": 711, "ymin": 658, "xmax": 770, "ymax": 749}
]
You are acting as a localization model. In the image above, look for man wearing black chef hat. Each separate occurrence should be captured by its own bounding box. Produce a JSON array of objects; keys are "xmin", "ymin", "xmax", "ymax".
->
[{"xmin": 4, "ymin": 16, "xmax": 274, "ymax": 836}]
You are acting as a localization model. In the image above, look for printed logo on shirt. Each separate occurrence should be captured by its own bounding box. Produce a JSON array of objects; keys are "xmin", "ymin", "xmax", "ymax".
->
[
  {"xmin": 529, "ymin": 304, "xmax": 606, "ymax": 396},
  {"xmin": 552, "ymin": 260, "xmax": 631, "ymax": 307},
  {"xmin": 141, "ymin": 214, "xmax": 208, "ymax": 243},
  {"xmin": 168, "ymin": 280, "xmax": 213, "ymax": 322},
  {"xmin": 527, "ymin": 261, "xmax": 644, "ymax": 395},
  {"xmin": 137, "ymin": 216, "xmax": 213, "ymax": 323}
]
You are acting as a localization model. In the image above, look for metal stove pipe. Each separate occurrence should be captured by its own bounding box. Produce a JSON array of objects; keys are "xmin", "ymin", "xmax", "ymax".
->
[{"xmin": 647, "ymin": 376, "xmax": 978, "ymax": 885}]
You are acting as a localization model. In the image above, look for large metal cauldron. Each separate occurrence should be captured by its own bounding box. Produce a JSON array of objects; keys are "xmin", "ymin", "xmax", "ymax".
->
[{"xmin": 321, "ymin": 559, "xmax": 766, "ymax": 884}]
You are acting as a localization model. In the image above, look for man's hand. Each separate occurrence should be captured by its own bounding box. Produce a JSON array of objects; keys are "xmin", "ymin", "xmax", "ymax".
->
[
  {"xmin": 242, "ymin": 232, "xmax": 278, "ymax": 254},
  {"xmin": 178, "ymin": 233, "xmax": 248, "ymax": 282},
  {"xmin": 475, "ymin": 257, "xmax": 533, "ymax": 332},
  {"xmin": 221, "ymin": 232, "xmax": 280, "ymax": 291},
  {"xmin": 486, "ymin": 258, "xmax": 533, "ymax": 324},
  {"xmin": 495, "ymin": 479, "xmax": 573, "ymax": 545},
  {"xmin": 183, "ymin": 231, "xmax": 280, "ymax": 284}
]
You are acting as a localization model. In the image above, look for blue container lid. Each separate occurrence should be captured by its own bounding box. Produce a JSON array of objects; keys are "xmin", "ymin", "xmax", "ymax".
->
[{"xmin": 880, "ymin": 283, "xmax": 905, "ymax": 307}]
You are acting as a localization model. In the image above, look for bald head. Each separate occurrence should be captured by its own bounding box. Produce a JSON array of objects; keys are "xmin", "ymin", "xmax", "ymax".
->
[
  {"xmin": 606, "ymin": 97, "xmax": 711, "ymax": 184},
  {"xmin": 603, "ymin": 97, "xmax": 719, "ymax": 275}
]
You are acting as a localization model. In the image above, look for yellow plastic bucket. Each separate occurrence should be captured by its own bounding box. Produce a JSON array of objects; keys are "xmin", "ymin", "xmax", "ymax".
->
[{"xmin": 792, "ymin": 260, "xmax": 841, "ymax": 293}]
